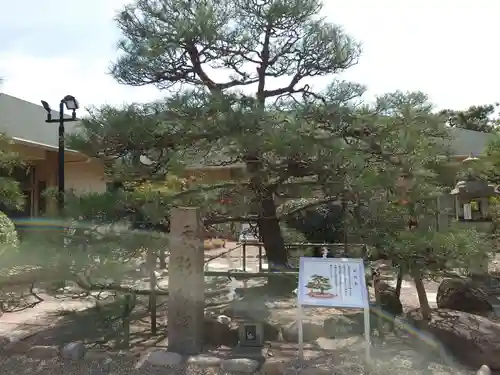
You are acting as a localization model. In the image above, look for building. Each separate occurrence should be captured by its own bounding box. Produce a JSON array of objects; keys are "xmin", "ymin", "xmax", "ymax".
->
[
  {"xmin": 186, "ymin": 127, "xmax": 497, "ymax": 180},
  {"xmin": 0, "ymin": 93, "xmax": 106, "ymax": 217}
]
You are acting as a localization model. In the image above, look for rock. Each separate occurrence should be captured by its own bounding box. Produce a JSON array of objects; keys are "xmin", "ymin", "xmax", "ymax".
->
[
  {"xmin": 0, "ymin": 336, "xmax": 10, "ymax": 349},
  {"xmin": 282, "ymin": 320, "xmax": 323, "ymax": 342},
  {"xmin": 323, "ymin": 313, "xmax": 365, "ymax": 338},
  {"xmin": 135, "ymin": 350, "xmax": 183, "ymax": 368},
  {"xmin": 3, "ymin": 338, "xmax": 30, "ymax": 354},
  {"xmin": 372, "ymin": 259, "xmax": 393, "ymax": 271},
  {"xmin": 315, "ymin": 336, "xmax": 360, "ymax": 351},
  {"xmin": 222, "ymin": 299, "xmax": 270, "ymax": 321},
  {"xmin": 61, "ymin": 341, "xmax": 86, "ymax": 360},
  {"xmin": 436, "ymin": 278, "xmax": 492, "ymax": 315},
  {"xmin": 379, "ymin": 289, "xmax": 403, "ymax": 316},
  {"xmin": 85, "ymin": 349, "xmax": 112, "ymax": 360},
  {"xmin": 260, "ymin": 359, "xmax": 287, "ymax": 375},
  {"xmin": 372, "ymin": 271, "xmax": 403, "ymax": 316},
  {"xmin": 93, "ymin": 358, "xmax": 113, "ymax": 373},
  {"xmin": 407, "ymin": 308, "xmax": 500, "ymax": 370},
  {"xmin": 204, "ymin": 316, "xmax": 239, "ymax": 346},
  {"xmin": 323, "ymin": 310, "xmax": 391, "ymax": 338},
  {"xmin": 221, "ymin": 358, "xmax": 260, "ymax": 373},
  {"xmin": 476, "ymin": 365, "xmax": 491, "ymax": 375},
  {"xmin": 27, "ymin": 345, "xmax": 60, "ymax": 359},
  {"xmin": 375, "ymin": 288, "xmax": 403, "ymax": 333},
  {"xmin": 216, "ymin": 314, "xmax": 231, "ymax": 325},
  {"xmin": 262, "ymin": 321, "xmax": 280, "ymax": 341},
  {"xmin": 233, "ymin": 346, "xmax": 265, "ymax": 360},
  {"xmin": 187, "ymin": 354, "xmax": 222, "ymax": 367},
  {"xmin": 300, "ymin": 368, "xmax": 332, "ymax": 375}
]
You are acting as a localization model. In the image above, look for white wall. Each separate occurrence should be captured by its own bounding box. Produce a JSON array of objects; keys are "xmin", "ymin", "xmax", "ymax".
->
[
  {"xmin": 65, "ymin": 159, "xmax": 106, "ymax": 195},
  {"xmin": 0, "ymin": 93, "xmax": 82, "ymax": 149}
]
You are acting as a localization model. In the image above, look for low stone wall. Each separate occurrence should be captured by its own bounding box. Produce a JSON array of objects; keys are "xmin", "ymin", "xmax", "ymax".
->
[
  {"xmin": 0, "ymin": 338, "xmax": 289, "ymax": 375},
  {"xmin": 1, "ymin": 339, "xmax": 487, "ymax": 375}
]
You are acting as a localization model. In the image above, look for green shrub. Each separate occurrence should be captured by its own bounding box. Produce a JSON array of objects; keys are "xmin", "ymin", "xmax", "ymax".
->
[{"xmin": 0, "ymin": 211, "xmax": 18, "ymax": 247}]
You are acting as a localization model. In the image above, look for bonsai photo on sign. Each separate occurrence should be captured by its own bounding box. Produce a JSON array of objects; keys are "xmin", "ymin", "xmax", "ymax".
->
[{"xmin": 305, "ymin": 274, "xmax": 335, "ymax": 298}]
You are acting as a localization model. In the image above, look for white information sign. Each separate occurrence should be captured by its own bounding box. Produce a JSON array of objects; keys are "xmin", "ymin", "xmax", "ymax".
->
[
  {"xmin": 297, "ymin": 256, "xmax": 371, "ymax": 363},
  {"xmin": 298, "ymin": 257, "xmax": 369, "ymax": 308}
]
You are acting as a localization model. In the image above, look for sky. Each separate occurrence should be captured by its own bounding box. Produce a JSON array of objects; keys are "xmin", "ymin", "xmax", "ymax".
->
[{"xmin": 0, "ymin": 0, "xmax": 498, "ymax": 113}]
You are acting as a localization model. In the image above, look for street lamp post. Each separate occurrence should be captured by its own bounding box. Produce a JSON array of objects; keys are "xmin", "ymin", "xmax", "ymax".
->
[{"xmin": 40, "ymin": 95, "xmax": 79, "ymax": 215}]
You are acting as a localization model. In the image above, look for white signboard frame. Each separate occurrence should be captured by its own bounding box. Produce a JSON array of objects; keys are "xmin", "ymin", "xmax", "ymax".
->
[
  {"xmin": 463, "ymin": 203, "xmax": 472, "ymax": 220},
  {"xmin": 297, "ymin": 256, "xmax": 371, "ymax": 362}
]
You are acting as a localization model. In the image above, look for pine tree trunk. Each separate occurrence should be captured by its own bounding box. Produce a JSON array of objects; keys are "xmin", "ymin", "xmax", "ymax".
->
[
  {"xmin": 256, "ymin": 190, "xmax": 292, "ymax": 294},
  {"xmin": 246, "ymin": 153, "xmax": 287, "ymax": 268},
  {"xmin": 120, "ymin": 294, "xmax": 133, "ymax": 348},
  {"xmin": 158, "ymin": 249, "xmax": 166, "ymax": 269},
  {"xmin": 372, "ymin": 271, "xmax": 385, "ymax": 339},
  {"xmin": 257, "ymin": 192, "xmax": 287, "ymax": 266},
  {"xmin": 412, "ymin": 269, "xmax": 432, "ymax": 320},
  {"xmin": 148, "ymin": 247, "xmax": 157, "ymax": 335},
  {"xmin": 395, "ymin": 266, "xmax": 403, "ymax": 298}
]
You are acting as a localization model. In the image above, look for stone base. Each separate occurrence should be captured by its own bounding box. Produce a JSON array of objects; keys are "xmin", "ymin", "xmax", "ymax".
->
[
  {"xmin": 238, "ymin": 322, "xmax": 264, "ymax": 347},
  {"xmin": 231, "ymin": 344, "xmax": 265, "ymax": 362}
]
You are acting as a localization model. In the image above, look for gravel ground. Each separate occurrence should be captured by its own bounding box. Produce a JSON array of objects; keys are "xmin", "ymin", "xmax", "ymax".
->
[{"xmin": 0, "ymin": 243, "xmax": 495, "ymax": 375}]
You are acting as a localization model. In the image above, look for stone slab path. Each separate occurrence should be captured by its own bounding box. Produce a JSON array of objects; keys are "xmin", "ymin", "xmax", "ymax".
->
[{"xmin": 0, "ymin": 297, "xmax": 95, "ymax": 342}]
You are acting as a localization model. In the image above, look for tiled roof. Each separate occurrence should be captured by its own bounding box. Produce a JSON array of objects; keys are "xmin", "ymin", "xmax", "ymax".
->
[{"xmin": 446, "ymin": 127, "xmax": 495, "ymax": 156}]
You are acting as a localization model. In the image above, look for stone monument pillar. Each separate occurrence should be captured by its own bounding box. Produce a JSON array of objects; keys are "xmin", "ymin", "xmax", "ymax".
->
[{"xmin": 167, "ymin": 207, "xmax": 205, "ymax": 354}]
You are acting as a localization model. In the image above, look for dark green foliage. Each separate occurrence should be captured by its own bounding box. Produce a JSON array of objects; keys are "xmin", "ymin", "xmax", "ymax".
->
[
  {"xmin": 482, "ymin": 133, "xmax": 500, "ymax": 184},
  {"xmin": 439, "ymin": 104, "xmax": 499, "ymax": 133},
  {"xmin": 285, "ymin": 203, "xmax": 344, "ymax": 244},
  {"xmin": 0, "ymin": 134, "xmax": 26, "ymax": 212},
  {"xmin": 61, "ymin": 0, "xmax": 493, "ymax": 295},
  {"xmin": 93, "ymin": 0, "xmax": 364, "ymax": 266}
]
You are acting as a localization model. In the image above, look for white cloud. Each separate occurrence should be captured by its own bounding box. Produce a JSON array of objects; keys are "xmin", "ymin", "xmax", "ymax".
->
[
  {"xmin": 0, "ymin": 52, "xmax": 162, "ymax": 110},
  {"xmin": 1, "ymin": 0, "xmax": 499, "ymax": 112},
  {"xmin": 329, "ymin": 0, "xmax": 500, "ymax": 110}
]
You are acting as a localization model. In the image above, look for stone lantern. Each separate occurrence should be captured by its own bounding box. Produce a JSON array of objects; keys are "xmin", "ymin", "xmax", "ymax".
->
[{"xmin": 450, "ymin": 154, "xmax": 497, "ymax": 275}]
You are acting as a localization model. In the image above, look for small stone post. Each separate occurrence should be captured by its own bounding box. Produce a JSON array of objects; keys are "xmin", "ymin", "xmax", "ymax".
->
[
  {"xmin": 167, "ymin": 207, "xmax": 205, "ymax": 354},
  {"xmin": 476, "ymin": 365, "xmax": 491, "ymax": 375}
]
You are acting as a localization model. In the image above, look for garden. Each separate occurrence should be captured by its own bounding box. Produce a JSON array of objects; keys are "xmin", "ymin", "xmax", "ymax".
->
[{"xmin": 1, "ymin": 0, "xmax": 500, "ymax": 374}]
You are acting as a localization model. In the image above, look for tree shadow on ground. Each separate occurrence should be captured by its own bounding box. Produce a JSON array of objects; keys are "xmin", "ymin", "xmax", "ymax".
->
[
  {"xmin": 7, "ymin": 274, "xmax": 238, "ymax": 354},
  {"xmin": 14, "ymin": 298, "xmax": 168, "ymax": 350},
  {"xmin": 0, "ymin": 355, "xmax": 181, "ymax": 375},
  {"xmin": 14, "ymin": 273, "xmax": 234, "ymax": 347},
  {"xmin": 266, "ymin": 332, "xmax": 469, "ymax": 375}
]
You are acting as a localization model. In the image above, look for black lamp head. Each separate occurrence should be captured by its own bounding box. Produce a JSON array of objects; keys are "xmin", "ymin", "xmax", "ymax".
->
[
  {"xmin": 40, "ymin": 100, "xmax": 51, "ymax": 113},
  {"xmin": 62, "ymin": 95, "xmax": 79, "ymax": 111}
]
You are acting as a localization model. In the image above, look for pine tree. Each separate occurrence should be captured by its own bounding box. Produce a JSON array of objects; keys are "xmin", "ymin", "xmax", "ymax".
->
[
  {"xmin": 65, "ymin": 2, "xmax": 492, "ymax": 309},
  {"xmin": 306, "ymin": 274, "xmax": 331, "ymax": 294}
]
